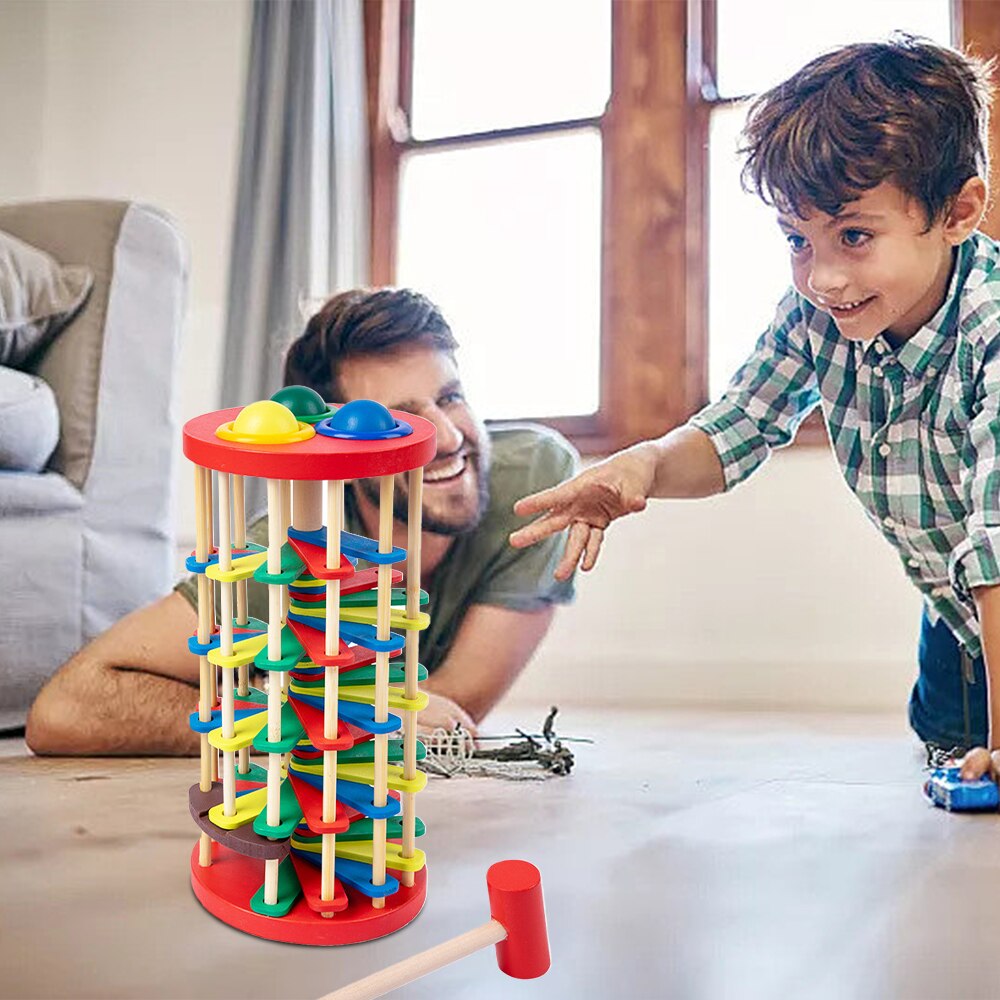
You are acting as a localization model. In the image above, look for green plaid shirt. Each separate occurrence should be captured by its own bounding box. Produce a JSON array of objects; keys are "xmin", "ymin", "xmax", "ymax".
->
[{"xmin": 690, "ymin": 231, "xmax": 1000, "ymax": 657}]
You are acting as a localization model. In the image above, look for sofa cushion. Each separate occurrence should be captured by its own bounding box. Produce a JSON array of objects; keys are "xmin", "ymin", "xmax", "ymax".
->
[
  {"xmin": 0, "ymin": 229, "xmax": 93, "ymax": 368},
  {"xmin": 0, "ymin": 365, "xmax": 60, "ymax": 472}
]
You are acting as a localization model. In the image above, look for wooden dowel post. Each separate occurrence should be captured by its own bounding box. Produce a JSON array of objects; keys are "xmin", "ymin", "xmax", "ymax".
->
[
  {"xmin": 281, "ymin": 478, "xmax": 292, "ymax": 622},
  {"xmin": 194, "ymin": 465, "xmax": 214, "ymax": 867},
  {"xmin": 219, "ymin": 473, "xmax": 237, "ymax": 818},
  {"xmin": 322, "ymin": 478, "xmax": 344, "ymax": 910},
  {"xmin": 372, "ymin": 475, "xmax": 394, "ymax": 909},
  {"xmin": 264, "ymin": 478, "xmax": 284, "ymax": 905},
  {"xmin": 233, "ymin": 474, "xmax": 250, "ymax": 774},
  {"xmin": 202, "ymin": 467, "xmax": 218, "ymax": 784},
  {"xmin": 401, "ymin": 467, "xmax": 423, "ymax": 886}
]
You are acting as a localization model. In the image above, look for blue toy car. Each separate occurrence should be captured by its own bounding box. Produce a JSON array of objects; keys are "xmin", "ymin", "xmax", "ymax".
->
[{"xmin": 924, "ymin": 766, "xmax": 1000, "ymax": 812}]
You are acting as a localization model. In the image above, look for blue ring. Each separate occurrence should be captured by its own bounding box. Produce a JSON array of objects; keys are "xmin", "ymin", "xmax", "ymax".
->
[{"xmin": 314, "ymin": 416, "xmax": 413, "ymax": 441}]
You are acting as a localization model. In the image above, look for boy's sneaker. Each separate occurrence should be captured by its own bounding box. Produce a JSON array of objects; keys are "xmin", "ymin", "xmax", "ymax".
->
[{"xmin": 924, "ymin": 742, "xmax": 968, "ymax": 768}]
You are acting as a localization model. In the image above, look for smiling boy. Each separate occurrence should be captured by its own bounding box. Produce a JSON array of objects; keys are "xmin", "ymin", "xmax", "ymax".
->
[{"xmin": 510, "ymin": 37, "xmax": 1000, "ymax": 776}]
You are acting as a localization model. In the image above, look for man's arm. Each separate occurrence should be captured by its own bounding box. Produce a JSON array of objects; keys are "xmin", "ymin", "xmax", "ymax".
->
[
  {"xmin": 423, "ymin": 603, "xmax": 556, "ymax": 726},
  {"xmin": 26, "ymin": 592, "xmax": 201, "ymax": 756}
]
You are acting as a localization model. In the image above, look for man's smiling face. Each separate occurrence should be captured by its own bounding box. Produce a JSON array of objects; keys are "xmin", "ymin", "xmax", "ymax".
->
[
  {"xmin": 338, "ymin": 344, "xmax": 491, "ymax": 535},
  {"xmin": 778, "ymin": 181, "xmax": 957, "ymax": 345}
]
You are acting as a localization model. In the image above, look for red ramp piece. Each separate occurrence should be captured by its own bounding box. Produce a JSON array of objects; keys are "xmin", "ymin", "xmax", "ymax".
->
[
  {"xmin": 291, "ymin": 567, "xmax": 401, "ymax": 600},
  {"xmin": 286, "ymin": 618, "xmax": 355, "ymax": 667},
  {"xmin": 290, "ymin": 852, "xmax": 349, "ymax": 914},
  {"xmin": 287, "ymin": 535, "xmax": 357, "ymax": 581},
  {"xmin": 288, "ymin": 617, "xmax": 401, "ymax": 673},
  {"xmin": 341, "ymin": 566, "xmax": 403, "ymax": 595},
  {"xmin": 289, "ymin": 771, "xmax": 361, "ymax": 834},
  {"xmin": 289, "ymin": 693, "xmax": 371, "ymax": 751}
]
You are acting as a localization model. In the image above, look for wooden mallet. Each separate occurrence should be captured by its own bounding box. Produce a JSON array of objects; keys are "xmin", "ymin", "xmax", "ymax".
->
[{"xmin": 322, "ymin": 860, "xmax": 550, "ymax": 999}]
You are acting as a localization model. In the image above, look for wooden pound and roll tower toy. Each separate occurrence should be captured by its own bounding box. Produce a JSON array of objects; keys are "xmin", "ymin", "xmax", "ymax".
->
[{"xmin": 182, "ymin": 386, "xmax": 436, "ymax": 944}]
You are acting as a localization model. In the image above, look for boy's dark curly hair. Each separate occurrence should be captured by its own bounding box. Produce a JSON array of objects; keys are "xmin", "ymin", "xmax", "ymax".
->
[
  {"xmin": 283, "ymin": 288, "xmax": 458, "ymax": 401},
  {"xmin": 740, "ymin": 35, "xmax": 994, "ymax": 224}
]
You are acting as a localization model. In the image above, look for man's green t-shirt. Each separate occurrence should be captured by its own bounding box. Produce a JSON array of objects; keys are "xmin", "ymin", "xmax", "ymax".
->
[{"xmin": 175, "ymin": 425, "xmax": 577, "ymax": 673}]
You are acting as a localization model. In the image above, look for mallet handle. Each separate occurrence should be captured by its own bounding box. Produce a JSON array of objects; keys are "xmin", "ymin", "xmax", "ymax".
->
[{"xmin": 320, "ymin": 919, "xmax": 507, "ymax": 1000}]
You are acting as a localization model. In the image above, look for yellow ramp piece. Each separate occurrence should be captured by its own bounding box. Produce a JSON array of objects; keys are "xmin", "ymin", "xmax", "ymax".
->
[
  {"xmin": 291, "ymin": 837, "xmax": 425, "ymax": 873},
  {"xmin": 205, "ymin": 550, "xmax": 268, "ymax": 583},
  {"xmin": 337, "ymin": 684, "xmax": 428, "ymax": 714},
  {"xmin": 339, "ymin": 606, "xmax": 430, "ymax": 631},
  {"xmin": 290, "ymin": 759, "xmax": 427, "ymax": 795},
  {"xmin": 208, "ymin": 633, "xmax": 268, "ymax": 669},
  {"xmin": 209, "ymin": 786, "xmax": 267, "ymax": 830},
  {"xmin": 208, "ymin": 710, "xmax": 269, "ymax": 751},
  {"xmin": 291, "ymin": 603, "xmax": 430, "ymax": 632}
]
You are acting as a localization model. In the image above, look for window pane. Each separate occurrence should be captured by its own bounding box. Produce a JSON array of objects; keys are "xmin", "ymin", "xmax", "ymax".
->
[
  {"xmin": 397, "ymin": 132, "xmax": 602, "ymax": 419},
  {"xmin": 410, "ymin": 0, "xmax": 610, "ymax": 139},
  {"xmin": 708, "ymin": 104, "xmax": 791, "ymax": 400},
  {"xmin": 715, "ymin": 0, "xmax": 952, "ymax": 97}
]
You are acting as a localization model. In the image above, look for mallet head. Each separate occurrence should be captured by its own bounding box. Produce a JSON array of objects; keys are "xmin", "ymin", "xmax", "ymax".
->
[{"xmin": 486, "ymin": 860, "xmax": 550, "ymax": 979}]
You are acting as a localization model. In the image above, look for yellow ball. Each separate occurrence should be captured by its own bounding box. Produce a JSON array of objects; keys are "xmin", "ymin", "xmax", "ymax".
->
[{"xmin": 231, "ymin": 400, "xmax": 299, "ymax": 438}]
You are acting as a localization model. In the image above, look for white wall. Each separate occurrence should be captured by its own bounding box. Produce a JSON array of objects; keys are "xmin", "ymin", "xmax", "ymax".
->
[
  {"xmin": 508, "ymin": 446, "xmax": 923, "ymax": 713},
  {"xmin": 0, "ymin": 0, "xmax": 248, "ymax": 535},
  {"xmin": 0, "ymin": 1, "xmax": 47, "ymax": 202},
  {"xmin": 0, "ymin": 0, "xmax": 923, "ymax": 712}
]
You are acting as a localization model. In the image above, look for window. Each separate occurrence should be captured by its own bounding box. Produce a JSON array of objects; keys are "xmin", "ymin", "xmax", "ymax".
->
[
  {"xmin": 367, "ymin": 0, "xmax": 693, "ymax": 453},
  {"xmin": 367, "ymin": 1, "xmax": 996, "ymax": 453}
]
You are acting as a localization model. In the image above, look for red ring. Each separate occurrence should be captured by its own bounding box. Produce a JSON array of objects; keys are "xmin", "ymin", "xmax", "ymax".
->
[{"xmin": 183, "ymin": 407, "xmax": 436, "ymax": 480}]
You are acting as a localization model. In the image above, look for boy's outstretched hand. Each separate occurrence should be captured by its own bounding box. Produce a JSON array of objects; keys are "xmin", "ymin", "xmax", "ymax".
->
[
  {"xmin": 958, "ymin": 746, "xmax": 1000, "ymax": 782},
  {"xmin": 509, "ymin": 446, "xmax": 657, "ymax": 581}
]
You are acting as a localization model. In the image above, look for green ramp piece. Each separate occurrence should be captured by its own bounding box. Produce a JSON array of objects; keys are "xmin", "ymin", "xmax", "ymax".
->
[
  {"xmin": 342, "ymin": 816, "xmax": 426, "ymax": 841},
  {"xmin": 235, "ymin": 686, "xmax": 269, "ymax": 706},
  {"xmin": 253, "ymin": 541, "xmax": 306, "ymax": 586},
  {"xmin": 230, "ymin": 615, "xmax": 269, "ymax": 632},
  {"xmin": 250, "ymin": 855, "xmax": 302, "ymax": 917},
  {"xmin": 254, "ymin": 625, "xmax": 304, "ymax": 673},
  {"xmin": 290, "ymin": 677, "xmax": 325, "ymax": 691},
  {"xmin": 235, "ymin": 760, "xmax": 269, "ymax": 783},
  {"xmin": 253, "ymin": 699, "xmax": 306, "ymax": 753},
  {"xmin": 253, "ymin": 777, "xmax": 303, "ymax": 839},
  {"xmin": 339, "ymin": 661, "xmax": 428, "ymax": 686},
  {"xmin": 340, "ymin": 587, "xmax": 429, "ymax": 608},
  {"xmin": 338, "ymin": 738, "xmax": 425, "ymax": 765}
]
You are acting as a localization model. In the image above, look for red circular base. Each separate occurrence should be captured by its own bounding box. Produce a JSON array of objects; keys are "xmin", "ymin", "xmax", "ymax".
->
[{"xmin": 190, "ymin": 843, "xmax": 427, "ymax": 946}]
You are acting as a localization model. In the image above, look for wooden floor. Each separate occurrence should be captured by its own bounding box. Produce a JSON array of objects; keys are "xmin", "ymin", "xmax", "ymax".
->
[{"xmin": 2, "ymin": 708, "xmax": 999, "ymax": 1000}]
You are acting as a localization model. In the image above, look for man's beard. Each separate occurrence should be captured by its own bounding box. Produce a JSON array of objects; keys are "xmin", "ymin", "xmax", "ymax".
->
[{"xmin": 357, "ymin": 440, "xmax": 491, "ymax": 536}]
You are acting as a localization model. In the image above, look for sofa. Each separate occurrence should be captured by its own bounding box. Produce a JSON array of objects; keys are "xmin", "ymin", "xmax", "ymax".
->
[{"xmin": 0, "ymin": 200, "xmax": 187, "ymax": 730}]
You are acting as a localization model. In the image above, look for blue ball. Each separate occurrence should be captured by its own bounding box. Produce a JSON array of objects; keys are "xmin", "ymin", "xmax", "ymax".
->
[{"xmin": 329, "ymin": 399, "xmax": 396, "ymax": 436}]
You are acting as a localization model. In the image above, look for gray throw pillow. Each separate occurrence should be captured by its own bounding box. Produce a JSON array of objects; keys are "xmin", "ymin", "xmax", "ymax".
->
[
  {"xmin": 0, "ymin": 229, "xmax": 93, "ymax": 367},
  {"xmin": 0, "ymin": 365, "xmax": 60, "ymax": 472}
]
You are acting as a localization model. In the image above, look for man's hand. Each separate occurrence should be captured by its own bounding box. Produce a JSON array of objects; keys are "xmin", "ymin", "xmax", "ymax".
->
[
  {"xmin": 959, "ymin": 746, "xmax": 1000, "ymax": 782},
  {"xmin": 417, "ymin": 690, "xmax": 478, "ymax": 736},
  {"xmin": 509, "ymin": 446, "xmax": 657, "ymax": 580}
]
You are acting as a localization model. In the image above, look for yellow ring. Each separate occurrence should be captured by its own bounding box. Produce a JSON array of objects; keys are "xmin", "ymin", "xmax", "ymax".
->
[{"xmin": 215, "ymin": 421, "xmax": 316, "ymax": 444}]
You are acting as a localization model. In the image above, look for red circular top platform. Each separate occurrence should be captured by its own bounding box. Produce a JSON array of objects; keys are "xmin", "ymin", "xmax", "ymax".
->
[{"xmin": 183, "ymin": 407, "xmax": 437, "ymax": 480}]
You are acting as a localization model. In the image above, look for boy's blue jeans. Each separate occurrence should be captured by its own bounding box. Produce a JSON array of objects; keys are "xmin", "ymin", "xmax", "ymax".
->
[{"xmin": 909, "ymin": 609, "xmax": 988, "ymax": 750}]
